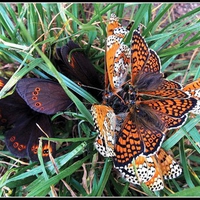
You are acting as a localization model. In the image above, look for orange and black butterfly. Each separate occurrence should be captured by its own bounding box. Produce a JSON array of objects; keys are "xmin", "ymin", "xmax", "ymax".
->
[
  {"xmin": 113, "ymin": 30, "xmax": 197, "ymax": 168},
  {"xmin": 103, "ymin": 13, "xmax": 131, "ymax": 104},
  {"xmin": 91, "ymin": 104, "xmax": 182, "ymax": 191}
]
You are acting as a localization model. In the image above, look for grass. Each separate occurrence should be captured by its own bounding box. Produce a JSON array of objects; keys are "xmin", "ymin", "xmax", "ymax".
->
[{"xmin": 0, "ymin": 3, "xmax": 200, "ymax": 197}]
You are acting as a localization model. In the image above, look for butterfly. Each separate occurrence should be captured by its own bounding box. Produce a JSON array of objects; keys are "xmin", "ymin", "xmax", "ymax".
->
[
  {"xmin": 91, "ymin": 104, "xmax": 182, "ymax": 191},
  {"xmin": 113, "ymin": 30, "xmax": 197, "ymax": 168},
  {"xmin": 183, "ymin": 77, "xmax": 200, "ymax": 114},
  {"xmin": 16, "ymin": 78, "xmax": 73, "ymax": 115},
  {"xmin": 0, "ymin": 88, "xmax": 56, "ymax": 162},
  {"xmin": 117, "ymin": 148, "xmax": 182, "ymax": 191},
  {"xmin": 53, "ymin": 40, "xmax": 104, "ymax": 101},
  {"xmin": 104, "ymin": 15, "xmax": 189, "ymax": 111},
  {"xmin": 104, "ymin": 13, "xmax": 131, "ymax": 103}
]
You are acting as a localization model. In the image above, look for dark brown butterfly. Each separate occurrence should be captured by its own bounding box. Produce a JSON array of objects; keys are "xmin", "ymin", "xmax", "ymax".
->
[
  {"xmin": 53, "ymin": 40, "xmax": 104, "ymax": 101},
  {"xmin": 0, "ymin": 77, "xmax": 73, "ymax": 161}
]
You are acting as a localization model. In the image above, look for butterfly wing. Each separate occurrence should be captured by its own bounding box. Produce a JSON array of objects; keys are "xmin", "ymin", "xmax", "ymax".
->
[
  {"xmin": 91, "ymin": 104, "xmax": 116, "ymax": 157},
  {"xmin": 27, "ymin": 114, "xmax": 56, "ymax": 161},
  {"xmin": 5, "ymin": 113, "xmax": 56, "ymax": 161},
  {"xmin": 183, "ymin": 78, "xmax": 200, "ymax": 114},
  {"xmin": 115, "ymin": 148, "xmax": 182, "ymax": 191},
  {"xmin": 54, "ymin": 41, "xmax": 104, "ymax": 101},
  {"xmin": 156, "ymin": 148, "xmax": 182, "ymax": 180},
  {"xmin": 131, "ymin": 30, "xmax": 149, "ymax": 84},
  {"xmin": 16, "ymin": 78, "xmax": 73, "ymax": 115},
  {"xmin": 0, "ymin": 77, "xmax": 31, "ymax": 127},
  {"xmin": 140, "ymin": 98, "xmax": 197, "ymax": 129},
  {"xmin": 183, "ymin": 77, "xmax": 200, "ymax": 99},
  {"xmin": 130, "ymin": 31, "xmax": 190, "ymax": 100},
  {"xmin": 107, "ymin": 13, "xmax": 126, "ymax": 37},
  {"xmin": 114, "ymin": 96, "xmax": 195, "ymax": 167},
  {"xmin": 144, "ymin": 155, "xmax": 164, "ymax": 191},
  {"xmin": 5, "ymin": 116, "xmax": 32, "ymax": 159},
  {"xmin": 107, "ymin": 13, "xmax": 136, "ymax": 39},
  {"xmin": 145, "ymin": 148, "xmax": 182, "ymax": 191},
  {"xmin": 114, "ymin": 155, "xmax": 156, "ymax": 185},
  {"xmin": 56, "ymin": 41, "xmax": 104, "ymax": 88},
  {"xmin": 114, "ymin": 107, "xmax": 166, "ymax": 167},
  {"xmin": 0, "ymin": 92, "xmax": 31, "ymax": 127},
  {"xmin": 0, "ymin": 77, "xmax": 7, "ymax": 90}
]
